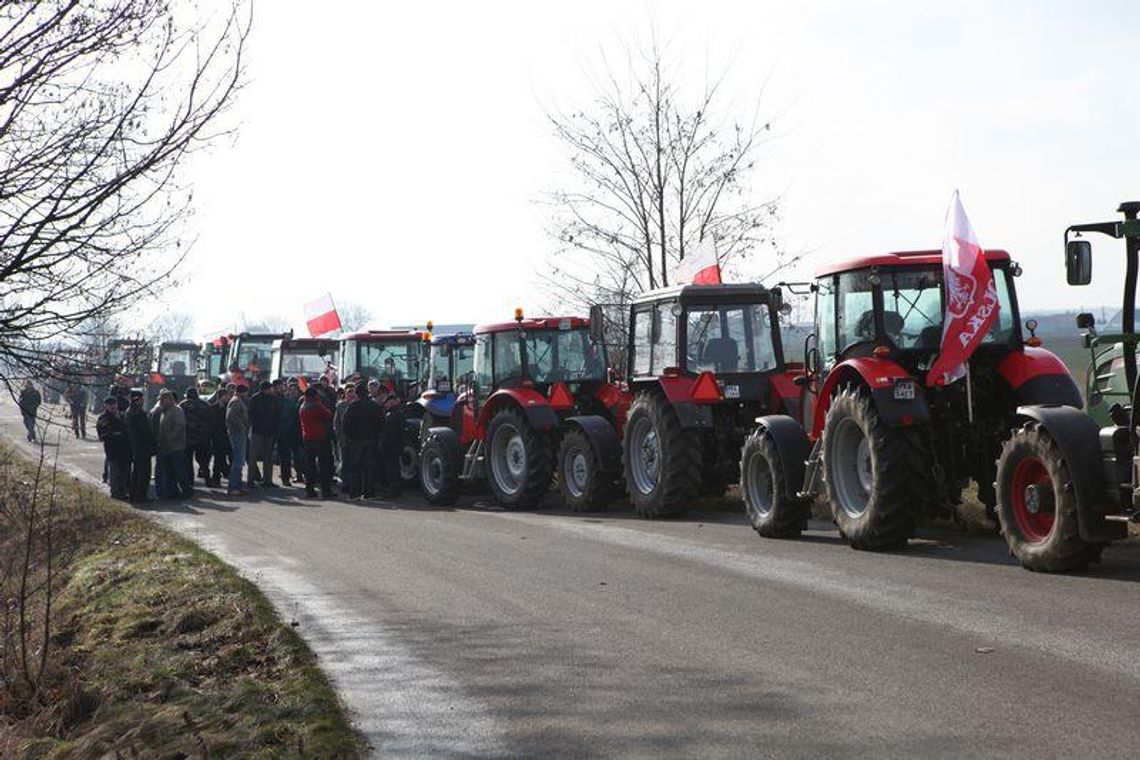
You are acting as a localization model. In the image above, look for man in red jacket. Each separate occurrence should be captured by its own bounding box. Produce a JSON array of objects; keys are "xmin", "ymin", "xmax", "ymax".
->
[{"xmin": 298, "ymin": 386, "xmax": 334, "ymax": 498}]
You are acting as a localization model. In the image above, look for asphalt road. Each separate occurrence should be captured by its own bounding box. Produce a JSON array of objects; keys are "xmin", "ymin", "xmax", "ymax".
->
[{"xmin": 6, "ymin": 399, "xmax": 1140, "ymax": 759}]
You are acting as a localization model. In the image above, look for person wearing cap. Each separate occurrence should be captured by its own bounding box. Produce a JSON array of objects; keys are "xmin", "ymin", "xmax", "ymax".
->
[
  {"xmin": 125, "ymin": 389, "xmax": 157, "ymax": 502},
  {"xmin": 180, "ymin": 386, "xmax": 213, "ymax": 485},
  {"xmin": 96, "ymin": 396, "xmax": 132, "ymax": 499},
  {"xmin": 155, "ymin": 388, "xmax": 193, "ymax": 499},
  {"xmin": 342, "ymin": 379, "xmax": 382, "ymax": 499},
  {"xmin": 225, "ymin": 384, "xmax": 251, "ymax": 495},
  {"xmin": 247, "ymin": 379, "xmax": 279, "ymax": 488},
  {"xmin": 299, "ymin": 386, "xmax": 334, "ymax": 498},
  {"xmin": 207, "ymin": 386, "xmax": 233, "ymax": 487}
]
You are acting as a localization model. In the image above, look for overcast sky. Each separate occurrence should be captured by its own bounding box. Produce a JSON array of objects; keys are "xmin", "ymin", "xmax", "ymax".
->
[{"xmin": 169, "ymin": 0, "xmax": 1140, "ymax": 336}]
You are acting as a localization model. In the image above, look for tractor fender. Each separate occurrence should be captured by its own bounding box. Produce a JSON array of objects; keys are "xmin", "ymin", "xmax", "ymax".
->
[
  {"xmin": 478, "ymin": 387, "xmax": 559, "ymax": 432},
  {"xmin": 752, "ymin": 415, "xmax": 812, "ymax": 497},
  {"xmin": 424, "ymin": 425, "xmax": 462, "ymax": 459},
  {"xmin": 634, "ymin": 378, "xmax": 716, "ymax": 430},
  {"xmin": 419, "ymin": 392, "xmax": 457, "ymax": 420},
  {"xmin": 1014, "ymin": 405, "xmax": 1123, "ymax": 542},
  {"xmin": 768, "ymin": 371, "xmax": 802, "ymax": 419},
  {"xmin": 999, "ymin": 348, "xmax": 1083, "ymax": 409},
  {"xmin": 563, "ymin": 415, "xmax": 622, "ymax": 472},
  {"xmin": 811, "ymin": 357, "xmax": 930, "ymax": 437}
]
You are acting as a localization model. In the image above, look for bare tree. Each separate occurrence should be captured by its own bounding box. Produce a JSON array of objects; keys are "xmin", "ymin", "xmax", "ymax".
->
[
  {"xmin": 336, "ymin": 301, "xmax": 373, "ymax": 333},
  {"xmin": 0, "ymin": 0, "xmax": 250, "ymax": 395},
  {"xmin": 146, "ymin": 311, "xmax": 195, "ymax": 344},
  {"xmin": 541, "ymin": 32, "xmax": 793, "ymax": 320}
]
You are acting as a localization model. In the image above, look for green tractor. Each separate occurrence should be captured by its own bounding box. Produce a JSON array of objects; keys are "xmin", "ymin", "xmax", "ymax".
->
[{"xmin": 994, "ymin": 201, "xmax": 1140, "ymax": 571}]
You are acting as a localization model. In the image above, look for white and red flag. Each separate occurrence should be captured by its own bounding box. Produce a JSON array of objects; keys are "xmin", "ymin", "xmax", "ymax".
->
[
  {"xmin": 674, "ymin": 239, "xmax": 722, "ymax": 285},
  {"xmin": 304, "ymin": 293, "xmax": 342, "ymax": 337},
  {"xmin": 926, "ymin": 191, "xmax": 1000, "ymax": 387}
]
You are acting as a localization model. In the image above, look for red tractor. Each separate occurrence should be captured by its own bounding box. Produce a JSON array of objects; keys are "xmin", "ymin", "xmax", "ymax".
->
[
  {"xmin": 743, "ymin": 249, "xmax": 1081, "ymax": 548},
  {"xmin": 419, "ymin": 311, "xmax": 626, "ymax": 511},
  {"xmin": 621, "ymin": 283, "xmax": 799, "ymax": 517}
]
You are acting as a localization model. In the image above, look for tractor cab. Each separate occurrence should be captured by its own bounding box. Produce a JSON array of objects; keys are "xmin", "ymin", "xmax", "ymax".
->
[
  {"xmin": 338, "ymin": 330, "xmax": 430, "ymax": 401},
  {"xmin": 147, "ymin": 341, "xmax": 199, "ymax": 405},
  {"xmin": 104, "ymin": 338, "xmax": 152, "ymax": 397},
  {"xmin": 621, "ymin": 283, "xmax": 792, "ymax": 516},
  {"xmin": 417, "ymin": 332, "xmax": 476, "ymax": 429},
  {"xmin": 198, "ymin": 336, "xmax": 231, "ymax": 395},
  {"xmin": 228, "ymin": 331, "xmax": 291, "ymax": 387},
  {"xmin": 271, "ymin": 337, "xmax": 338, "ymax": 384}
]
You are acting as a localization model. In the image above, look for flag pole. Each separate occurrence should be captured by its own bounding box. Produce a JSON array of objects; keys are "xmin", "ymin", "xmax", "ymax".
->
[{"xmin": 965, "ymin": 361, "xmax": 974, "ymax": 423}]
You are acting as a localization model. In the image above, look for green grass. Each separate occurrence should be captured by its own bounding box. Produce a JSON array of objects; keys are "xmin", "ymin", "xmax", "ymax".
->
[{"xmin": 0, "ymin": 445, "xmax": 365, "ymax": 758}]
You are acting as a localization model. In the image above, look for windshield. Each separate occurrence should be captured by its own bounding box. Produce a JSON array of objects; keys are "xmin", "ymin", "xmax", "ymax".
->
[
  {"xmin": 109, "ymin": 344, "xmax": 148, "ymax": 373},
  {"xmin": 281, "ymin": 349, "xmax": 337, "ymax": 376},
  {"xmin": 685, "ymin": 303, "xmax": 777, "ymax": 373},
  {"xmin": 236, "ymin": 338, "xmax": 274, "ymax": 371},
  {"xmin": 159, "ymin": 349, "xmax": 196, "ymax": 376},
  {"xmin": 526, "ymin": 328, "xmax": 606, "ymax": 383},
  {"xmin": 206, "ymin": 352, "xmax": 225, "ymax": 377},
  {"xmin": 879, "ymin": 266, "xmax": 1016, "ymax": 349},
  {"xmin": 356, "ymin": 340, "xmax": 421, "ymax": 383},
  {"xmin": 431, "ymin": 342, "xmax": 475, "ymax": 391}
]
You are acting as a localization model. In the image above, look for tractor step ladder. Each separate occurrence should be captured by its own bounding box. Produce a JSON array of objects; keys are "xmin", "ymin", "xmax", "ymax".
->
[
  {"xmin": 797, "ymin": 439, "xmax": 824, "ymax": 500},
  {"xmin": 461, "ymin": 439, "xmax": 484, "ymax": 481}
]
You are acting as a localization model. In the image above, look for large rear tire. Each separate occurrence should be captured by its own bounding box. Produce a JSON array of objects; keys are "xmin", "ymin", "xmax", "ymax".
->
[
  {"xmin": 996, "ymin": 422, "xmax": 1103, "ymax": 572},
  {"xmin": 486, "ymin": 406, "xmax": 553, "ymax": 509},
  {"xmin": 821, "ymin": 387, "xmax": 927, "ymax": 550},
  {"xmin": 557, "ymin": 429, "xmax": 612, "ymax": 512},
  {"xmin": 420, "ymin": 434, "xmax": 460, "ymax": 506},
  {"xmin": 623, "ymin": 392, "xmax": 701, "ymax": 518},
  {"xmin": 740, "ymin": 429, "xmax": 809, "ymax": 538}
]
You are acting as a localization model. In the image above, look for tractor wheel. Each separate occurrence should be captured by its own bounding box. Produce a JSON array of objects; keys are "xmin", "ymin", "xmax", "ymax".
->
[
  {"xmin": 557, "ymin": 429, "xmax": 612, "ymax": 512},
  {"xmin": 821, "ymin": 387, "xmax": 927, "ymax": 550},
  {"xmin": 740, "ymin": 428, "xmax": 809, "ymax": 538},
  {"xmin": 420, "ymin": 433, "xmax": 460, "ymax": 506},
  {"xmin": 623, "ymin": 392, "xmax": 701, "ymax": 518},
  {"xmin": 399, "ymin": 439, "xmax": 420, "ymax": 487},
  {"xmin": 486, "ymin": 406, "xmax": 554, "ymax": 509},
  {"xmin": 996, "ymin": 422, "xmax": 1104, "ymax": 572}
]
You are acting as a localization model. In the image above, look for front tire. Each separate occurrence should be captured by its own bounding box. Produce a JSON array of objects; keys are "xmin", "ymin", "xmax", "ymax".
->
[
  {"xmin": 557, "ymin": 429, "xmax": 612, "ymax": 512},
  {"xmin": 740, "ymin": 429, "xmax": 808, "ymax": 538},
  {"xmin": 486, "ymin": 407, "xmax": 553, "ymax": 509},
  {"xmin": 420, "ymin": 434, "xmax": 460, "ymax": 506},
  {"xmin": 821, "ymin": 387, "xmax": 927, "ymax": 550},
  {"xmin": 996, "ymin": 422, "xmax": 1103, "ymax": 572},
  {"xmin": 622, "ymin": 392, "xmax": 701, "ymax": 518}
]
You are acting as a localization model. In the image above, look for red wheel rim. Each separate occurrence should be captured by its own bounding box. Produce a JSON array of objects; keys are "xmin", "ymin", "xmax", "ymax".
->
[{"xmin": 1010, "ymin": 455, "xmax": 1055, "ymax": 543}]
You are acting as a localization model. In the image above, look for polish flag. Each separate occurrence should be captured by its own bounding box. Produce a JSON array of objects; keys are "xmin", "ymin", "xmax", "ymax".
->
[
  {"xmin": 674, "ymin": 239, "xmax": 722, "ymax": 285},
  {"xmin": 305, "ymin": 293, "xmax": 342, "ymax": 338},
  {"xmin": 926, "ymin": 191, "xmax": 1000, "ymax": 387}
]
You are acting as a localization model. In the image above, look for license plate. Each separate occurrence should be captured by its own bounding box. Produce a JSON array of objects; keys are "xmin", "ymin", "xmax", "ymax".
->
[
  {"xmin": 724, "ymin": 384, "xmax": 740, "ymax": 399},
  {"xmin": 893, "ymin": 379, "xmax": 916, "ymax": 400}
]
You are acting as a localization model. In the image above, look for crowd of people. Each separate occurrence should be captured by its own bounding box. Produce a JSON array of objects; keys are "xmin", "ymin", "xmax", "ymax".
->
[{"xmin": 18, "ymin": 374, "xmax": 412, "ymax": 503}]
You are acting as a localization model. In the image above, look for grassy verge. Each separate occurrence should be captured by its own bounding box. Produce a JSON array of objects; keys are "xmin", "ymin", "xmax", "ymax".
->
[{"xmin": 0, "ymin": 444, "xmax": 364, "ymax": 758}]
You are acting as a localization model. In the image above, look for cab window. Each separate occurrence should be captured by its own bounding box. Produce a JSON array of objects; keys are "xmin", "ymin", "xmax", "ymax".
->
[
  {"xmin": 652, "ymin": 303, "xmax": 677, "ymax": 373},
  {"xmin": 631, "ymin": 308, "xmax": 651, "ymax": 376},
  {"xmin": 474, "ymin": 334, "xmax": 493, "ymax": 402},
  {"xmin": 836, "ymin": 271, "xmax": 876, "ymax": 356},
  {"xmin": 815, "ymin": 277, "xmax": 837, "ymax": 367}
]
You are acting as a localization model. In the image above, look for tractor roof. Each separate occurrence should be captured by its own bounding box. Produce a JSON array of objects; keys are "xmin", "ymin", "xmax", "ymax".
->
[
  {"xmin": 814, "ymin": 249, "xmax": 1012, "ymax": 277},
  {"xmin": 632, "ymin": 282, "xmax": 771, "ymax": 307},
  {"xmin": 430, "ymin": 332, "xmax": 476, "ymax": 346},
  {"xmin": 341, "ymin": 329, "xmax": 428, "ymax": 342},
  {"xmin": 273, "ymin": 337, "xmax": 339, "ymax": 351},
  {"xmin": 474, "ymin": 317, "xmax": 589, "ymax": 334},
  {"xmin": 158, "ymin": 341, "xmax": 199, "ymax": 350}
]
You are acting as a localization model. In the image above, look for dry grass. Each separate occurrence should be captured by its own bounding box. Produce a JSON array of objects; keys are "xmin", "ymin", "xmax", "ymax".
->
[{"xmin": 0, "ymin": 445, "xmax": 364, "ymax": 758}]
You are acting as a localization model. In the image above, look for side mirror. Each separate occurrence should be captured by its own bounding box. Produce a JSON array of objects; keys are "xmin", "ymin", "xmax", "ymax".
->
[
  {"xmin": 769, "ymin": 287, "xmax": 783, "ymax": 312},
  {"xmin": 1076, "ymin": 312, "xmax": 1096, "ymax": 330},
  {"xmin": 1066, "ymin": 239, "xmax": 1092, "ymax": 285},
  {"xmin": 588, "ymin": 304, "xmax": 605, "ymax": 343}
]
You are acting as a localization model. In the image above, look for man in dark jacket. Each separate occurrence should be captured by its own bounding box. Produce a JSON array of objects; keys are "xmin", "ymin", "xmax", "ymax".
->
[
  {"xmin": 379, "ymin": 386, "xmax": 406, "ymax": 498},
  {"xmin": 96, "ymin": 396, "xmax": 132, "ymax": 499},
  {"xmin": 66, "ymin": 384, "xmax": 88, "ymax": 439},
  {"xmin": 207, "ymin": 386, "xmax": 233, "ymax": 487},
  {"xmin": 342, "ymin": 380, "xmax": 381, "ymax": 499},
  {"xmin": 247, "ymin": 380, "xmax": 279, "ymax": 487},
  {"xmin": 125, "ymin": 390, "xmax": 156, "ymax": 502},
  {"xmin": 180, "ymin": 387, "xmax": 213, "ymax": 484},
  {"xmin": 277, "ymin": 382, "xmax": 303, "ymax": 486},
  {"xmin": 18, "ymin": 380, "xmax": 41, "ymax": 442}
]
